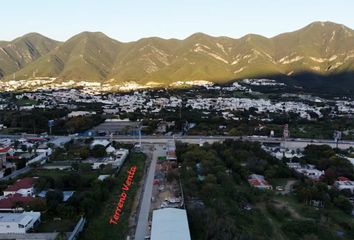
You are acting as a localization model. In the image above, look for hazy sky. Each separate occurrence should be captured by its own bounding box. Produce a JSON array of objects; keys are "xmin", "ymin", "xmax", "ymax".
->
[{"xmin": 2, "ymin": 0, "xmax": 354, "ymax": 42}]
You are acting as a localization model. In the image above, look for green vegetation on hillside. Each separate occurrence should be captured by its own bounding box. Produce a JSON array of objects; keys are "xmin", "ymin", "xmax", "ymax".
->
[{"xmin": 1, "ymin": 21, "xmax": 354, "ymax": 94}]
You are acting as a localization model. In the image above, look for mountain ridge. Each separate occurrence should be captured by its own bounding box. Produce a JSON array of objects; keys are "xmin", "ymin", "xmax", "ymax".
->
[{"xmin": 1, "ymin": 21, "xmax": 354, "ymax": 90}]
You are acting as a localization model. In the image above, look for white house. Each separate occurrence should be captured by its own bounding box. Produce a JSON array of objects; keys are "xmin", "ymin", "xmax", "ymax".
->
[
  {"xmin": 3, "ymin": 177, "xmax": 36, "ymax": 197},
  {"xmin": 0, "ymin": 212, "xmax": 40, "ymax": 233}
]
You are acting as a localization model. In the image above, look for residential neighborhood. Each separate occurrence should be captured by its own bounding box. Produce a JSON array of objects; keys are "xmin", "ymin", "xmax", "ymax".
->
[{"xmin": 1, "ymin": 1, "xmax": 354, "ymax": 239}]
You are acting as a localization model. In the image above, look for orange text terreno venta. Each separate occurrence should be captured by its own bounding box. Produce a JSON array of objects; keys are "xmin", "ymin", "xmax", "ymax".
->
[{"xmin": 109, "ymin": 165, "xmax": 137, "ymax": 225}]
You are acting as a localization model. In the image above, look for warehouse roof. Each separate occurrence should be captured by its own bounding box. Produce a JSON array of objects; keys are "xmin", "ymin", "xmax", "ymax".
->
[{"xmin": 151, "ymin": 208, "xmax": 191, "ymax": 240}]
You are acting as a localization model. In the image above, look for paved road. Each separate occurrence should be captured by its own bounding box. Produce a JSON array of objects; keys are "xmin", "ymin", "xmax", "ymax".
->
[
  {"xmin": 134, "ymin": 145, "xmax": 161, "ymax": 240},
  {"xmin": 0, "ymin": 166, "xmax": 31, "ymax": 181},
  {"xmin": 1, "ymin": 134, "xmax": 354, "ymax": 149},
  {"xmin": 89, "ymin": 135, "xmax": 354, "ymax": 150}
]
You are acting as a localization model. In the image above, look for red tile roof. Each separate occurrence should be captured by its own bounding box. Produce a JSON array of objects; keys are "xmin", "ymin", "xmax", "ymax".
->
[
  {"xmin": 0, "ymin": 147, "xmax": 12, "ymax": 153},
  {"xmin": 5, "ymin": 177, "xmax": 35, "ymax": 192},
  {"xmin": 337, "ymin": 176, "xmax": 351, "ymax": 182},
  {"xmin": 248, "ymin": 179, "xmax": 271, "ymax": 186},
  {"xmin": 0, "ymin": 194, "xmax": 35, "ymax": 209}
]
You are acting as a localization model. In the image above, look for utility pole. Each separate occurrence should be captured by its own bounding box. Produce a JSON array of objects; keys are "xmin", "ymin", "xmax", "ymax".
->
[
  {"xmin": 282, "ymin": 124, "xmax": 289, "ymax": 156},
  {"xmin": 48, "ymin": 120, "xmax": 54, "ymax": 135},
  {"xmin": 179, "ymin": 106, "xmax": 182, "ymax": 120},
  {"xmin": 139, "ymin": 126, "xmax": 142, "ymax": 148},
  {"xmin": 333, "ymin": 130, "xmax": 341, "ymax": 149}
]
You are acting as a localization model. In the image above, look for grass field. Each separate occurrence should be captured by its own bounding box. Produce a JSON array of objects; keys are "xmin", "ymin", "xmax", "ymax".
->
[{"xmin": 79, "ymin": 152, "xmax": 146, "ymax": 240}]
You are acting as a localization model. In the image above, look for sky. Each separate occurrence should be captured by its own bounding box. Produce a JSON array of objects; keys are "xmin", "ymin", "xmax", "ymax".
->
[{"xmin": 1, "ymin": 0, "xmax": 354, "ymax": 42}]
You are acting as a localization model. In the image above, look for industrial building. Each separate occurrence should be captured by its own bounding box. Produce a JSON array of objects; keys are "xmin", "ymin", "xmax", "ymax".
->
[
  {"xmin": 151, "ymin": 208, "xmax": 191, "ymax": 240},
  {"xmin": 91, "ymin": 119, "xmax": 141, "ymax": 135}
]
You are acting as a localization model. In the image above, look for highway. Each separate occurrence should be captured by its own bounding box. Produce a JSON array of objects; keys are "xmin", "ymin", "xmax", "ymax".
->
[
  {"xmin": 86, "ymin": 135, "xmax": 354, "ymax": 150},
  {"xmin": 1, "ymin": 134, "xmax": 354, "ymax": 149}
]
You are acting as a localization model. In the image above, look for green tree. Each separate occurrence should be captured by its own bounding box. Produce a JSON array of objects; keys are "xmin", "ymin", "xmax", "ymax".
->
[
  {"xmin": 91, "ymin": 145, "xmax": 107, "ymax": 158},
  {"xmin": 79, "ymin": 147, "xmax": 90, "ymax": 159},
  {"xmin": 334, "ymin": 195, "xmax": 353, "ymax": 214},
  {"xmin": 46, "ymin": 190, "xmax": 63, "ymax": 213},
  {"xmin": 15, "ymin": 159, "xmax": 26, "ymax": 170}
]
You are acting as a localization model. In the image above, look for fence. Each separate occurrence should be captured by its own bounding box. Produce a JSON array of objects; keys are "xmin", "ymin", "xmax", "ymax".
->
[{"xmin": 67, "ymin": 216, "xmax": 86, "ymax": 240}]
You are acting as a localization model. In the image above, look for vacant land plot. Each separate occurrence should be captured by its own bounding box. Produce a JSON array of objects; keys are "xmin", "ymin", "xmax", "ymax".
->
[{"xmin": 79, "ymin": 152, "xmax": 146, "ymax": 240}]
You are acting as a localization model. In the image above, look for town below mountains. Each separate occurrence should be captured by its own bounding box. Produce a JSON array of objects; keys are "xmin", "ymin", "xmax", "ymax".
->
[
  {"xmin": 1, "ymin": 21, "xmax": 354, "ymax": 94},
  {"xmin": 1, "ymin": 21, "xmax": 354, "ymax": 238}
]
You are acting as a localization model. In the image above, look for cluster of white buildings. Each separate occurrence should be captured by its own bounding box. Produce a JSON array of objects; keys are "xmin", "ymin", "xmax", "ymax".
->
[
  {"xmin": 0, "ymin": 78, "xmax": 156, "ymax": 93},
  {"xmin": 5, "ymin": 87, "xmax": 352, "ymax": 123},
  {"xmin": 0, "ymin": 79, "xmax": 352, "ymax": 125},
  {"xmin": 185, "ymin": 97, "xmax": 324, "ymax": 120},
  {"xmin": 287, "ymin": 162, "xmax": 324, "ymax": 180},
  {"xmin": 242, "ymin": 79, "xmax": 286, "ymax": 86},
  {"xmin": 0, "ymin": 78, "xmax": 280, "ymax": 92},
  {"xmin": 89, "ymin": 140, "xmax": 129, "ymax": 170},
  {"xmin": 262, "ymin": 145, "xmax": 304, "ymax": 160},
  {"xmin": 0, "ymin": 138, "xmax": 52, "ymax": 177}
]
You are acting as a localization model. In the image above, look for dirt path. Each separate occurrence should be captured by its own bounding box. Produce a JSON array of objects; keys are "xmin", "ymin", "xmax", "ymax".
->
[
  {"xmin": 272, "ymin": 199, "xmax": 313, "ymax": 221},
  {"xmin": 257, "ymin": 203, "xmax": 287, "ymax": 240},
  {"xmin": 282, "ymin": 179, "xmax": 297, "ymax": 195}
]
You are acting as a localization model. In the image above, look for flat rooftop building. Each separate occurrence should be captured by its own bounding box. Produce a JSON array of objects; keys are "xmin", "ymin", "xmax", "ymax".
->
[
  {"xmin": 92, "ymin": 119, "xmax": 141, "ymax": 135},
  {"xmin": 151, "ymin": 208, "xmax": 191, "ymax": 240},
  {"xmin": 0, "ymin": 212, "xmax": 40, "ymax": 233}
]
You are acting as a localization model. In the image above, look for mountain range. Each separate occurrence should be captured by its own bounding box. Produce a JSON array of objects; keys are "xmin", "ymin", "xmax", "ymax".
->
[{"xmin": 1, "ymin": 21, "xmax": 354, "ymax": 93}]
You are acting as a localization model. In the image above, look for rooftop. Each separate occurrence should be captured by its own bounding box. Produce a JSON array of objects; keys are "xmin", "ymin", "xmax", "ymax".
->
[
  {"xmin": 5, "ymin": 177, "xmax": 36, "ymax": 192},
  {"xmin": 0, "ymin": 194, "xmax": 36, "ymax": 209},
  {"xmin": 0, "ymin": 212, "xmax": 40, "ymax": 225},
  {"xmin": 0, "ymin": 147, "xmax": 12, "ymax": 153},
  {"xmin": 151, "ymin": 208, "xmax": 191, "ymax": 240}
]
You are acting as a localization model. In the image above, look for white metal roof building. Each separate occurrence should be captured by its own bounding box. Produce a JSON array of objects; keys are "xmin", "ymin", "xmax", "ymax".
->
[
  {"xmin": 151, "ymin": 208, "xmax": 191, "ymax": 240},
  {"xmin": 0, "ymin": 212, "xmax": 40, "ymax": 233},
  {"xmin": 90, "ymin": 139, "xmax": 110, "ymax": 149}
]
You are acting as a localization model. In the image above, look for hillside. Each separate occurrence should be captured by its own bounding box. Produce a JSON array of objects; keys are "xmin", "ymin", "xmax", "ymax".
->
[
  {"xmin": 0, "ymin": 33, "xmax": 60, "ymax": 78},
  {"xmin": 1, "ymin": 21, "xmax": 354, "ymax": 91}
]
